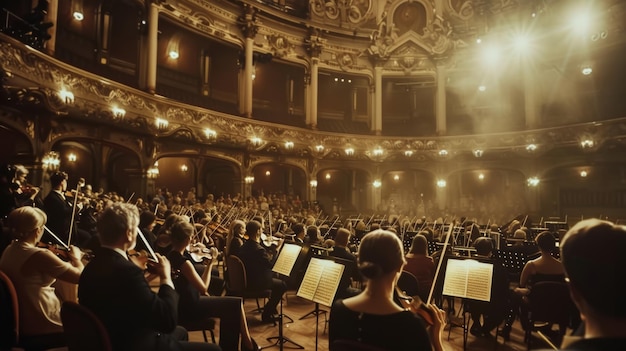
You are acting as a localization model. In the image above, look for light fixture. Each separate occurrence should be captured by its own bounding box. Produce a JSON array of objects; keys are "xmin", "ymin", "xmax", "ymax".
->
[
  {"xmin": 155, "ymin": 118, "xmax": 168, "ymax": 130},
  {"xmin": 71, "ymin": 0, "xmax": 84, "ymax": 21},
  {"xmin": 580, "ymin": 170, "xmax": 588, "ymax": 177},
  {"xmin": 345, "ymin": 148, "xmax": 354, "ymax": 156},
  {"xmin": 284, "ymin": 141, "xmax": 294, "ymax": 149},
  {"xmin": 204, "ymin": 128, "xmax": 217, "ymax": 140},
  {"xmin": 527, "ymin": 177, "xmax": 540, "ymax": 187},
  {"xmin": 478, "ymin": 85, "xmax": 486, "ymax": 92},
  {"xmin": 438, "ymin": 149, "xmax": 448, "ymax": 157},
  {"xmin": 404, "ymin": 150, "xmax": 414, "ymax": 157},
  {"xmin": 372, "ymin": 148, "xmax": 383, "ymax": 157},
  {"xmin": 265, "ymin": 171, "xmax": 271, "ymax": 176},
  {"xmin": 147, "ymin": 166, "xmax": 159, "ymax": 179},
  {"xmin": 68, "ymin": 153, "xmax": 77, "ymax": 162},
  {"xmin": 526, "ymin": 144, "xmax": 537, "ymax": 152},
  {"xmin": 473, "ymin": 149, "xmax": 484, "ymax": 157},
  {"xmin": 251, "ymin": 137, "xmax": 263, "ymax": 147},
  {"xmin": 476, "ymin": 37, "xmax": 482, "ymax": 44},
  {"xmin": 325, "ymin": 173, "xmax": 331, "ymax": 180},
  {"xmin": 436, "ymin": 179, "xmax": 447, "ymax": 188},
  {"xmin": 112, "ymin": 106, "xmax": 126, "ymax": 118},
  {"xmin": 310, "ymin": 180, "xmax": 318, "ymax": 188},
  {"xmin": 373, "ymin": 180, "xmax": 382, "ymax": 188},
  {"xmin": 73, "ymin": 11, "xmax": 84, "ymax": 21},
  {"xmin": 581, "ymin": 66, "xmax": 592, "ymax": 75},
  {"xmin": 244, "ymin": 176, "xmax": 255, "ymax": 184},
  {"xmin": 168, "ymin": 50, "xmax": 179, "ymax": 59},
  {"xmin": 393, "ymin": 175, "xmax": 399, "ymax": 181},
  {"xmin": 180, "ymin": 164, "xmax": 188, "ymax": 172},
  {"xmin": 58, "ymin": 88, "xmax": 74, "ymax": 104},
  {"xmin": 478, "ymin": 173, "xmax": 485, "ymax": 180},
  {"xmin": 42, "ymin": 151, "xmax": 60, "ymax": 172},
  {"xmin": 580, "ymin": 139, "xmax": 594, "ymax": 148}
]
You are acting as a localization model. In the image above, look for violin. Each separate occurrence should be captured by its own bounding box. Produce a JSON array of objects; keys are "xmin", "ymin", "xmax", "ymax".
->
[
  {"xmin": 187, "ymin": 243, "xmax": 217, "ymax": 263},
  {"xmin": 36, "ymin": 242, "xmax": 93, "ymax": 262},
  {"xmin": 128, "ymin": 249, "xmax": 154, "ymax": 270},
  {"xmin": 395, "ymin": 286, "xmax": 435, "ymax": 326}
]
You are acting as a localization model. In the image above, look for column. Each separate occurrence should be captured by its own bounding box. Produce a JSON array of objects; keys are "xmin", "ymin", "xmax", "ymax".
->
[
  {"xmin": 524, "ymin": 61, "xmax": 538, "ymax": 129},
  {"xmin": 44, "ymin": 0, "xmax": 58, "ymax": 55},
  {"xmin": 304, "ymin": 73, "xmax": 311, "ymax": 126},
  {"xmin": 244, "ymin": 37, "xmax": 254, "ymax": 117},
  {"xmin": 435, "ymin": 62, "xmax": 447, "ymax": 135},
  {"xmin": 308, "ymin": 59, "xmax": 319, "ymax": 128},
  {"xmin": 373, "ymin": 65, "xmax": 382, "ymax": 135},
  {"xmin": 146, "ymin": 3, "xmax": 159, "ymax": 94},
  {"xmin": 351, "ymin": 170, "xmax": 358, "ymax": 209}
]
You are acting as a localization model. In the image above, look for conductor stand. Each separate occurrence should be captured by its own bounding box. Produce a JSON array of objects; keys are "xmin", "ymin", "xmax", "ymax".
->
[{"xmin": 263, "ymin": 295, "xmax": 303, "ymax": 350}]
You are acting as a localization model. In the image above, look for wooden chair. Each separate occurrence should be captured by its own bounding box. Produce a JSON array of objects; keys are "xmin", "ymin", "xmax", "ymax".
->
[
  {"xmin": 0, "ymin": 270, "xmax": 67, "ymax": 351},
  {"xmin": 225, "ymin": 255, "xmax": 271, "ymax": 313},
  {"xmin": 331, "ymin": 339, "xmax": 387, "ymax": 351},
  {"xmin": 61, "ymin": 301, "xmax": 112, "ymax": 351}
]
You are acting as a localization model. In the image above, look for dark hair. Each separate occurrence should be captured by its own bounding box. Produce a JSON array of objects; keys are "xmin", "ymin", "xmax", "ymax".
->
[
  {"xmin": 358, "ymin": 230, "xmax": 405, "ymax": 280},
  {"xmin": 409, "ymin": 234, "xmax": 428, "ymax": 255},
  {"xmin": 170, "ymin": 220, "xmax": 193, "ymax": 245},
  {"xmin": 246, "ymin": 220, "xmax": 261, "ymax": 238},
  {"xmin": 306, "ymin": 225, "xmax": 319, "ymax": 240},
  {"xmin": 292, "ymin": 223, "xmax": 304, "ymax": 235},
  {"xmin": 473, "ymin": 237, "xmax": 493, "ymax": 256},
  {"xmin": 334, "ymin": 228, "xmax": 351, "ymax": 247},
  {"xmin": 50, "ymin": 171, "xmax": 68, "ymax": 187},
  {"xmin": 139, "ymin": 211, "xmax": 156, "ymax": 229},
  {"xmin": 535, "ymin": 231, "xmax": 555, "ymax": 251},
  {"xmin": 561, "ymin": 219, "xmax": 626, "ymax": 318}
]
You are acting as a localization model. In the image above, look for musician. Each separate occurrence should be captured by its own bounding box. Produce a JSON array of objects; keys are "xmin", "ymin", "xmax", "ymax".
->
[
  {"xmin": 304, "ymin": 225, "xmax": 322, "ymax": 245},
  {"xmin": 134, "ymin": 211, "xmax": 157, "ymax": 252},
  {"xmin": 225, "ymin": 219, "xmax": 246, "ymax": 258},
  {"xmin": 329, "ymin": 228, "xmax": 361, "ymax": 299},
  {"xmin": 0, "ymin": 206, "xmax": 84, "ymax": 349},
  {"xmin": 553, "ymin": 219, "xmax": 626, "ymax": 350},
  {"xmin": 12, "ymin": 164, "xmax": 41, "ymax": 208},
  {"xmin": 329, "ymin": 230, "xmax": 447, "ymax": 351},
  {"xmin": 168, "ymin": 220, "xmax": 260, "ymax": 351},
  {"xmin": 78, "ymin": 203, "xmax": 219, "ymax": 351},
  {"xmin": 43, "ymin": 171, "xmax": 90, "ymax": 247},
  {"xmin": 238, "ymin": 220, "xmax": 287, "ymax": 323},
  {"xmin": 291, "ymin": 223, "xmax": 305, "ymax": 243},
  {"xmin": 404, "ymin": 234, "xmax": 435, "ymax": 303}
]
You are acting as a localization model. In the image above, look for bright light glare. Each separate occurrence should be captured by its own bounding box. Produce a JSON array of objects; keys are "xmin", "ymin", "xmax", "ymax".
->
[
  {"xmin": 168, "ymin": 50, "xmax": 179, "ymax": 59},
  {"xmin": 514, "ymin": 34, "xmax": 531, "ymax": 52},
  {"xmin": 581, "ymin": 66, "xmax": 592, "ymax": 75},
  {"xmin": 482, "ymin": 46, "xmax": 500, "ymax": 64},
  {"xmin": 478, "ymin": 85, "xmax": 486, "ymax": 92},
  {"xmin": 569, "ymin": 9, "xmax": 593, "ymax": 35}
]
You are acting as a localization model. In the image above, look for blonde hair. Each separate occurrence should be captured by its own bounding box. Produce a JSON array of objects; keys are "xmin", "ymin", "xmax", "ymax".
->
[{"xmin": 7, "ymin": 207, "xmax": 47, "ymax": 240}]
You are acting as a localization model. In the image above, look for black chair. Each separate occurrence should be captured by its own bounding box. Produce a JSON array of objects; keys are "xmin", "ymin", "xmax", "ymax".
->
[
  {"xmin": 60, "ymin": 301, "xmax": 112, "ymax": 351},
  {"xmin": 524, "ymin": 281, "xmax": 573, "ymax": 350},
  {"xmin": 0, "ymin": 270, "xmax": 66, "ymax": 351},
  {"xmin": 225, "ymin": 255, "xmax": 271, "ymax": 313},
  {"xmin": 397, "ymin": 270, "xmax": 420, "ymax": 297},
  {"xmin": 179, "ymin": 318, "xmax": 216, "ymax": 343}
]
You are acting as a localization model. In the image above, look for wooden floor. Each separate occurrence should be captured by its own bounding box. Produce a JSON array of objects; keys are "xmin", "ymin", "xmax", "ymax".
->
[{"xmin": 188, "ymin": 293, "xmax": 564, "ymax": 351}]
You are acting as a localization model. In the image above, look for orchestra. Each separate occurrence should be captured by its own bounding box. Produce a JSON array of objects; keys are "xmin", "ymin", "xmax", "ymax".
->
[{"xmin": 0, "ymin": 163, "xmax": 604, "ymax": 351}]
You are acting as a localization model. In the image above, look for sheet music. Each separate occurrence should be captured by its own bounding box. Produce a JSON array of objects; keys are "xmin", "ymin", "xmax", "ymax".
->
[
  {"xmin": 272, "ymin": 243, "xmax": 302, "ymax": 276},
  {"xmin": 442, "ymin": 259, "xmax": 493, "ymax": 302},
  {"xmin": 297, "ymin": 258, "xmax": 345, "ymax": 307}
]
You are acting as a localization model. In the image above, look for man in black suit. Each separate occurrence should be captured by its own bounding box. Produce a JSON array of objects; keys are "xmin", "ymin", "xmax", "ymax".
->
[
  {"xmin": 78, "ymin": 202, "xmax": 220, "ymax": 351},
  {"xmin": 329, "ymin": 228, "xmax": 361, "ymax": 299},
  {"xmin": 238, "ymin": 220, "xmax": 287, "ymax": 323},
  {"xmin": 43, "ymin": 171, "xmax": 90, "ymax": 246}
]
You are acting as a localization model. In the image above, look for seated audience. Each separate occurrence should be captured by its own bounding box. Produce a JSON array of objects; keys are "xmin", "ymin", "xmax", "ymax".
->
[
  {"xmin": 329, "ymin": 230, "xmax": 447, "ymax": 351},
  {"xmin": 0, "ymin": 206, "xmax": 84, "ymax": 348},
  {"xmin": 78, "ymin": 203, "xmax": 219, "ymax": 351},
  {"xmin": 168, "ymin": 221, "xmax": 259, "ymax": 351}
]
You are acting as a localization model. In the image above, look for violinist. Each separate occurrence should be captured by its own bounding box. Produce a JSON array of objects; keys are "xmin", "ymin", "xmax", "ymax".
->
[
  {"xmin": 167, "ymin": 220, "xmax": 260, "ymax": 351},
  {"xmin": 12, "ymin": 164, "xmax": 41, "ymax": 208},
  {"xmin": 134, "ymin": 211, "xmax": 158, "ymax": 252},
  {"xmin": 78, "ymin": 202, "xmax": 219, "ymax": 351},
  {"xmin": 225, "ymin": 219, "xmax": 246, "ymax": 258},
  {"xmin": 329, "ymin": 230, "xmax": 447, "ymax": 351},
  {"xmin": 43, "ymin": 171, "xmax": 90, "ymax": 247},
  {"xmin": 0, "ymin": 206, "xmax": 84, "ymax": 349}
]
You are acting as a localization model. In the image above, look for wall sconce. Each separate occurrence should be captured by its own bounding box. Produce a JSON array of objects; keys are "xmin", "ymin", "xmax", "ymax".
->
[
  {"xmin": 147, "ymin": 166, "xmax": 159, "ymax": 179},
  {"xmin": 393, "ymin": 174, "xmax": 399, "ymax": 181},
  {"xmin": 204, "ymin": 128, "xmax": 217, "ymax": 141},
  {"xmin": 527, "ymin": 177, "xmax": 540, "ymax": 187},
  {"xmin": 526, "ymin": 144, "xmax": 537, "ymax": 152},
  {"xmin": 473, "ymin": 149, "xmax": 484, "ymax": 157},
  {"xmin": 325, "ymin": 173, "xmax": 331, "ymax": 180},
  {"xmin": 42, "ymin": 151, "xmax": 60, "ymax": 172},
  {"xmin": 580, "ymin": 139, "xmax": 594, "ymax": 149},
  {"xmin": 404, "ymin": 150, "xmax": 414, "ymax": 157},
  {"xmin": 72, "ymin": 0, "xmax": 84, "ymax": 21},
  {"xmin": 168, "ymin": 50, "xmax": 179, "ymax": 59},
  {"xmin": 372, "ymin": 148, "xmax": 384, "ymax": 157},
  {"xmin": 438, "ymin": 149, "xmax": 448, "ymax": 157},
  {"xmin": 310, "ymin": 180, "xmax": 318, "ymax": 188},
  {"xmin": 180, "ymin": 164, "xmax": 188, "ymax": 172},
  {"xmin": 436, "ymin": 179, "xmax": 447, "ymax": 188},
  {"xmin": 345, "ymin": 148, "xmax": 354, "ymax": 156},
  {"xmin": 155, "ymin": 118, "xmax": 169, "ymax": 130},
  {"xmin": 579, "ymin": 170, "xmax": 588, "ymax": 178},
  {"xmin": 265, "ymin": 171, "xmax": 271, "ymax": 176},
  {"xmin": 112, "ymin": 106, "xmax": 126, "ymax": 118},
  {"xmin": 315, "ymin": 145, "xmax": 325, "ymax": 153},
  {"xmin": 67, "ymin": 153, "xmax": 77, "ymax": 163},
  {"xmin": 478, "ymin": 173, "xmax": 485, "ymax": 180},
  {"xmin": 284, "ymin": 141, "xmax": 294, "ymax": 150},
  {"xmin": 251, "ymin": 137, "xmax": 263, "ymax": 147},
  {"xmin": 373, "ymin": 180, "xmax": 382, "ymax": 188},
  {"xmin": 244, "ymin": 176, "xmax": 255, "ymax": 184},
  {"xmin": 58, "ymin": 88, "xmax": 74, "ymax": 104}
]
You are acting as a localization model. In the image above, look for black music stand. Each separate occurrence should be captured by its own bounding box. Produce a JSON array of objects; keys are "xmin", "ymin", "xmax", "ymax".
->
[{"xmin": 263, "ymin": 296, "xmax": 303, "ymax": 350}]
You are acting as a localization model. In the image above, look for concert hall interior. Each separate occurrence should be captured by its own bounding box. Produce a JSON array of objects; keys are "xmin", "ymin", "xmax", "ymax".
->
[{"xmin": 1, "ymin": 0, "xmax": 626, "ymax": 350}]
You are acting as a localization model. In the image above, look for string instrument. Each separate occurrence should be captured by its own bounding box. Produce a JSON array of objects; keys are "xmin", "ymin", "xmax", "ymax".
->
[
  {"xmin": 41, "ymin": 225, "xmax": 93, "ymax": 261},
  {"xmin": 186, "ymin": 243, "xmax": 216, "ymax": 263},
  {"xmin": 67, "ymin": 178, "xmax": 86, "ymax": 246},
  {"xmin": 395, "ymin": 286, "xmax": 435, "ymax": 326},
  {"xmin": 130, "ymin": 227, "xmax": 159, "ymax": 271}
]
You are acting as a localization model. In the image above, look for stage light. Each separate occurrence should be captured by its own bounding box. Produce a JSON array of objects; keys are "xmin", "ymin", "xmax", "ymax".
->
[{"xmin": 581, "ymin": 66, "xmax": 592, "ymax": 75}]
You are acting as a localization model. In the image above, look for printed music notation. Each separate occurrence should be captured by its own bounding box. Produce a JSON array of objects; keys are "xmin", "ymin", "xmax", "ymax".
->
[
  {"xmin": 297, "ymin": 257, "xmax": 344, "ymax": 307},
  {"xmin": 442, "ymin": 259, "xmax": 493, "ymax": 302},
  {"xmin": 272, "ymin": 243, "xmax": 302, "ymax": 277}
]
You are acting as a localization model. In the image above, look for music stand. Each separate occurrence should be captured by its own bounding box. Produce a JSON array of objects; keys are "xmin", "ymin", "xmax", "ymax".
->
[{"xmin": 264, "ymin": 243, "xmax": 307, "ymax": 350}]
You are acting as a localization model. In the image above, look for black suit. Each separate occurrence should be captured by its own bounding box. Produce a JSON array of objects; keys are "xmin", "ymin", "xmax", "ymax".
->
[
  {"xmin": 43, "ymin": 190, "xmax": 72, "ymax": 242},
  {"xmin": 79, "ymin": 247, "xmax": 220, "ymax": 351}
]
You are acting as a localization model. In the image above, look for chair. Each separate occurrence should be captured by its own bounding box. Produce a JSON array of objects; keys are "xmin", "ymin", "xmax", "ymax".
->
[
  {"xmin": 0, "ymin": 269, "xmax": 66, "ymax": 351},
  {"xmin": 524, "ymin": 281, "xmax": 572, "ymax": 350},
  {"xmin": 225, "ymin": 255, "xmax": 271, "ymax": 313},
  {"xmin": 61, "ymin": 301, "xmax": 112, "ymax": 351},
  {"xmin": 179, "ymin": 318, "xmax": 216, "ymax": 343},
  {"xmin": 397, "ymin": 270, "xmax": 420, "ymax": 298},
  {"xmin": 331, "ymin": 339, "xmax": 387, "ymax": 351}
]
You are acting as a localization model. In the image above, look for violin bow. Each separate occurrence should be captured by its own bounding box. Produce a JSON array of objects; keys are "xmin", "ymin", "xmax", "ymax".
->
[
  {"xmin": 427, "ymin": 216, "xmax": 455, "ymax": 304},
  {"xmin": 323, "ymin": 216, "xmax": 340, "ymax": 239},
  {"xmin": 43, "ymin": 226, "xmax": 70, "ymax": 250},
  {"xmin": 136, "ymin": 227, "xmax": 158, "ymax": 262},
  {"xmin": 67, "ymin": 178, "xmax": 85, "ymax": 246},
  {"xmin": 126, "ymin": 192, "xmax": 135, "ymax": 203}
]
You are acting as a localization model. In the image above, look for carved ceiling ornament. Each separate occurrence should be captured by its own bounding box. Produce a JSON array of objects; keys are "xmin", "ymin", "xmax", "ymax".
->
[
  {"xmin": 310, "ymin": 0, "xmax": 374, "ymax": 27},
  {"xmin": 268, "ymin": 34, "xmax": 293, "ymax": 57}
]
